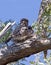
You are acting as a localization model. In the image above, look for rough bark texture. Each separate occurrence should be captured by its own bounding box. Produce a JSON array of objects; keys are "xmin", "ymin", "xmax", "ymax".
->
[{"xmin": 0, "ymin": 37, "xmax": 51, "ymax": 65}]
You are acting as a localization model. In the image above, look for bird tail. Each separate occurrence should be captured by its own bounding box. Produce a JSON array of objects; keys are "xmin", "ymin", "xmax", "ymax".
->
[{"xmin": 44, "ymin": 50, "xmax": 47, "ymax": 58}]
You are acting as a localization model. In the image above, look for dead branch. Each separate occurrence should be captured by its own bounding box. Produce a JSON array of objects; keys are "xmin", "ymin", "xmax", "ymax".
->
[{"xmin": 0, "ymin": 22, "xmax": 15, "ymax": 38}]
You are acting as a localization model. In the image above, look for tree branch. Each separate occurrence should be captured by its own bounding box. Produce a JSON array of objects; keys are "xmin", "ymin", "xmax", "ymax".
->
[
  {"xmin": 0, "ymin": 36, "xmax": 51, "ymax": 65},
  {"xmin": 0, "ymin": 22, "xmax": 15, "ymax": 38}
]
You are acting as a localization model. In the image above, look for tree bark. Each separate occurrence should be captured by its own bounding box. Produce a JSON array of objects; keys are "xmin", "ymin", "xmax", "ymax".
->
[{"xmin": 0, "ymin": 37, "xmax": 51, "ymax": 65}]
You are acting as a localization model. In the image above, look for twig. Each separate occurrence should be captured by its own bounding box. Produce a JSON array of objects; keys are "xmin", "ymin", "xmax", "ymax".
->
[{"xmin": 0, "ymin": 21, "xmax": 16, "ymax": 38}]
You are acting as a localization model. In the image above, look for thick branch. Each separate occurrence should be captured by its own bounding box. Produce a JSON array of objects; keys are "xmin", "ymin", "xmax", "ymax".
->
[{"xmin": 0, "ymin": 37, "xmax": 51, "ymax": 65}]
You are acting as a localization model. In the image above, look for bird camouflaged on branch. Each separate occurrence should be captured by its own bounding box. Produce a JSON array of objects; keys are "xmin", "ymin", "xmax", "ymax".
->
[
  {"xmin": 13, "ymin": 18, "xmax": 34, "ymax": 42},
  {"xmin": 5, "ymin": 18, "xmax": 34, "ymax": 44}
]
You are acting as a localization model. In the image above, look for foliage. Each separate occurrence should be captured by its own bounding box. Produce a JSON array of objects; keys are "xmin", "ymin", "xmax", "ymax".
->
[
  {"xmin": 32, "ymin": 3, "xmax": 51, "ymax": 38},
  {"xmin": 0, "ymin": 21, "xmax": 12, "ymax": 43}
]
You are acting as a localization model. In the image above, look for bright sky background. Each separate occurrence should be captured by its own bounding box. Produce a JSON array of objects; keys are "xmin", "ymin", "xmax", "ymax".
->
[
  {"xmin": 0, "ymin": 0, "xmax": 41, "ymax": 25},
  {"xmin": 0, "ymin": 0, "xmax": 42, "ymax": 65}
]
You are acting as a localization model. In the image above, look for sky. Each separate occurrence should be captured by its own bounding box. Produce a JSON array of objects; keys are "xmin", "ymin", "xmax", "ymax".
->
[
  {"xmin": 0, "ymin": 0, "xmax": 42, "ymax": 65},
  {"xmin": 0, "ymin": 0, "xmax": 41, "ymax": 25}
]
